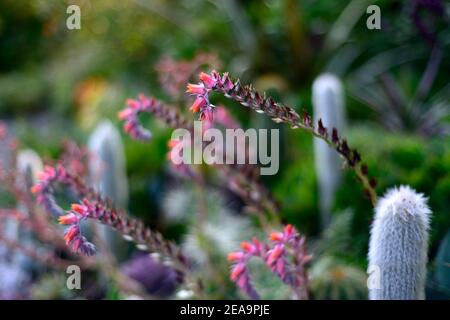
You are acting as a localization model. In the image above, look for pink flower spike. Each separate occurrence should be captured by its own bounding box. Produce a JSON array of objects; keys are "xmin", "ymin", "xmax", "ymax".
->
[
  {"xmin": 199, "ymin": 72, "xmax": 217, "ymax": 88},
  {"xmin": 190, "ymin": 97, "xmax": 206, "ymax": 113}
]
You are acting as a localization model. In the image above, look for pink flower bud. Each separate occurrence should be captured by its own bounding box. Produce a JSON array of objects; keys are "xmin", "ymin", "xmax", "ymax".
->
[
  {"xmin": 58, "ymin": 213, "xmax": 79, "ymax": 225},
  {"xmin": 199, "ymin": 72, "xmax": 217, "ymax": 88},
  {"xmin": 190, "ymin": 97, "xmax": 206, "ymax": 113}
]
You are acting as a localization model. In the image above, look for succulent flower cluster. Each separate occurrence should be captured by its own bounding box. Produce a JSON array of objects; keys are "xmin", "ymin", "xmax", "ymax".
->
[
  {"xmin": 228, "ymin": 225, "xmax": 311, "ymax": 299},
  {"xmin": 186, "ymin": 71, "xmax": 234, "ymax": 121},
  {"xmin": 58, "ymin": 200, "xmax": 100, "ymax": 256},
  {"xmin": 187, "ymin": 71, "xmax": 378, "ymax": 205}
]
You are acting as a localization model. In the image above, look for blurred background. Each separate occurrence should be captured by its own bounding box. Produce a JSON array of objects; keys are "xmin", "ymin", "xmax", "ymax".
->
[{"xmin": 0, "ymin": 0, "xmax": 449, "ymax": 299}]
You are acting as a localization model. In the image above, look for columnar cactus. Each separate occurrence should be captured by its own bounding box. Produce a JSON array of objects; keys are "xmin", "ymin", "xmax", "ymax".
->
[
  {"xmin": 87, "ymin": 120, "xmax": 129, "ymax": 253},
  {"xmin": 368, "ymin": 186, "xmax": 431, "ymax": 300},
  {"xmin": 312, "ymin": 73, "xmax": 346, "ymax": 227}
]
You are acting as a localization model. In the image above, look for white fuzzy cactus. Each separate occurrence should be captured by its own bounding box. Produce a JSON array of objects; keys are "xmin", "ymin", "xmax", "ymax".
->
[
  {"xmin": 368, "ymin": 186, "xmax": 431, "ymax": 300},
  {"xmin": 312, "ymin": 73, "xmax": 346, "ymax": 228},
  {"xmin": 88, "ymin": 120, "xmax": 129, "ymax": 253}
]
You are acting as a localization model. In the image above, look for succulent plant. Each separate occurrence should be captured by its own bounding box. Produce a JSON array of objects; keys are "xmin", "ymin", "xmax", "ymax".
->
[{"xmin": 368, "ymin": 185, "xmax": 431, "ymax": 300}]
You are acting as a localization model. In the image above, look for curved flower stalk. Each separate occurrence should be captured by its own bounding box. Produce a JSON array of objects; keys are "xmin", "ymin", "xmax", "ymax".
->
[
  {"xmin": 118, "ymin": 94, "xmax": 189, "ymax": 140},
  {"xmin": 118, "ymin": 94, "xmax": 280, "ymax": 224},
  {"xmin": 228, "ymin": 225, "xmax": 311, "ymax": 300},
  {"xmin": 368, "ymin": 186, "xmax": 431, "ymax": 300},
  {"xmin": 32, "ymin": 164, "xmax": 190, "ymax": 270},
  {"xmin": 31, "ymin": 164, "xmax": 92, "ymax": 217},
  {"xmin": 59, "ymin": 198, "xmax": 189, "ymax": 274},
  {"xmin": 31, "ymin": 162, "xmax": 205, "ymax": 295},
  {"xmin": 187, "ymin": 71, "xmax": 378, "ymax": 206}
]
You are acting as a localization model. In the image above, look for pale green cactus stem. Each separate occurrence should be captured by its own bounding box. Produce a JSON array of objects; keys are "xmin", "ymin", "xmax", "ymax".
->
[
  {"xmin": 312, "ymin": 73, "xmax": 346, "ymax": 228},
  {"xmin": 368, "ymin": 186, "xmax": 431, "ymax": 300},
  {"xmin": 87, "ymin": 120, "xmax": 129, "ymax": 255}
]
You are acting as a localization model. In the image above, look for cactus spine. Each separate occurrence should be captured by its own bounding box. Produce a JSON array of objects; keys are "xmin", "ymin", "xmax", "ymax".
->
[
  {"xmin": 312, "ymin": 73, "xmax": 346, "ymax": 228},
  {"xmin": 368, "ymin": 185, "xmax": 431, "ymax": 300}
]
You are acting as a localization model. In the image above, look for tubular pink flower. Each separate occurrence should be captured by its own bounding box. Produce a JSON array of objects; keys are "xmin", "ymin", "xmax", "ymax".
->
[
  {"xmin": 71, "ymin": 203, "xmax": 86, "ymax": 215},
  {"xmin": 58, "ymin": 213, "xmax": 79, "ymax": 225},
  {"xmin": 199, "ymin": 72, "xmax": 217, "ymax": 88},
  {"xmin": 266, "ymin": 244, "xmax": 284, "ymax": 266},
  {"xmin": 190, "ymin": 97, "xmax": 207, "ymax": 113},
  {"xmin": 270, "ymin": 232, "xmax": 284, "ymax": 242},
  {"xmin": 186, "ymin": 83, "xmax": 206, "ymax": 95},
  {"xmin": 230, "ymin": 263, "xmax": 246, "ymax": 281},
  {"xmin": 227, "ymin": 251, "xmax": 245, "ymax": 262},
  {"xmin": 118, "ymin": 108, "xmax": 133, "ymax": 120},
  {"xmin": 64, "ymin": 225, "xmax": 80, "ymax": 245},
  {"xmin": 240, "ymin": 241, "xmax": 255, "ymax": 253}
]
